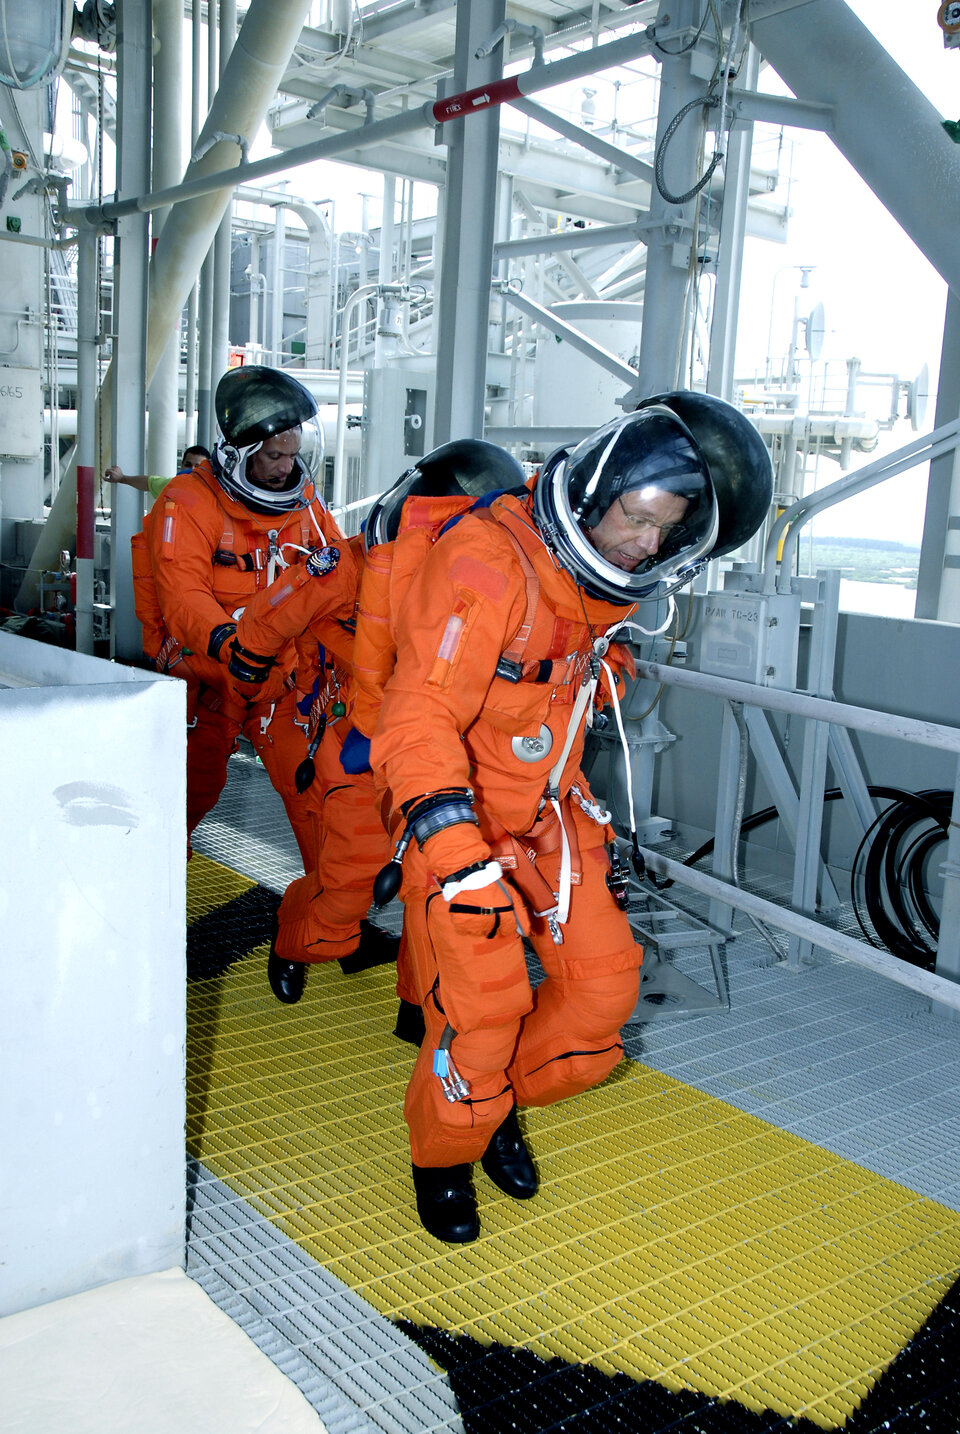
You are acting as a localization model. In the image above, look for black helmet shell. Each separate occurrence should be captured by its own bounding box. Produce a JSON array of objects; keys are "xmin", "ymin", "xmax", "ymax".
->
[
  {"xmin": 366, "ymin": 438, "xmax": 526, "ymax": 548},
  {"xmin": 215, "ymin": 365, "xmax": 317, "ymax": 448},
  {"xmin": 636, "ymin": 391, "xmax": 773, "ymax": 558}
]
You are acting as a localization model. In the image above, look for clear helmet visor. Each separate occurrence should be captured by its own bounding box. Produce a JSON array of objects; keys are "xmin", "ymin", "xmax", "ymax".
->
[
  {"xmin": 213, "ymin": 414, "xmax": 324, "ymax": 515},
  {"xmin": 533, "ymin": 408, "xmax": 719, "ymax": 603}
]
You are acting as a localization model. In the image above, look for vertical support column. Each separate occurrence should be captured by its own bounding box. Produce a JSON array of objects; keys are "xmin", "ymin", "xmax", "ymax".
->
[
  {"xmin": 146, "ymin": 0, "xmax": 184, "ymax": 482},
  {"xmin": 212, "ymin": 0, "xmax": 237, "ymax": 387},
  {"xmin": 196, "ymin": 279, "xmax": 215, "ymax": 443},
  {"xmin": 789, "ymin": 567, "xmax": 840, "ymax": 963},
  {"xmin": 634, "ymin": 0, "xmax": 708, "ymax": 397},
  {"xmin": 708, "ymin": 700, "xmax": 742, "ymax": 933},
  {"xmin": 432, "ymin": 0, "xmax": 506, "ymax": 444},
  {"xmin": 270, "ymin": 203, "xmax": 286, "ymax": 362},
  {"xmin": 374, "ymin": 174, "xmax": 396, "ymax": 367},
  {"xmin": 196, "ymin": 1, "xmax": 218, "ymax": 446},
  {"xmin": 379, "ymin": 176, "xmax": 396, "ymax": 281},
  {"xmin": 916, "ymin": 289, "xmax": 960, "ymax": 621},
  {"xmin": 706, "ymin": 43, "xmax": 758, "ymax": 401},
  {"xmin": 248, "ymin": 233, "xmax": 261, "ymax": 348},
  {"xmin": 788, "ymin": 720, "xmax": 831, "ymax": 964},
  {"xmin": 110, "ymin": 0, "xmax": 153, "ymax": 661},
  {"xmin": 183, "ymin": 0, "xmax": 204, "ymax": 448},
  {"xmin": 75, "ymin": 226, "xmax": 98, "ymax": 656}
]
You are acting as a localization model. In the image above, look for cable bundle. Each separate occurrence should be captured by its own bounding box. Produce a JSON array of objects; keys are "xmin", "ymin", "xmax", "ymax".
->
[
  {"xmin": 851, "ymin": 789, "xmax": 949, "ymax": 970},
  {"xmin": 673, "ymin": 786, "xmax": 948, "ymax": 970}
]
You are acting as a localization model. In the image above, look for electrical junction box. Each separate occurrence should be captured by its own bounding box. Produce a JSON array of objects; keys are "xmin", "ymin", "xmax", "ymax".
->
[
  {"xmin": 361, "ymin": 366, "xmax": 435, "ymax": 497},
  {"xmin": 698, "ymin": 588, "xmax": 802, "ymax": 690}
]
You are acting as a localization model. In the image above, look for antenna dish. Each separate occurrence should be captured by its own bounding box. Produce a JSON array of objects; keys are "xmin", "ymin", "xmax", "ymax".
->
[
  {"xmin": 805, "ymin": 302, "xmax": 826, "ymax": 361},
  {"xmin": 908, "ymin": 363, "xmax": 930, "ymax": 432}
]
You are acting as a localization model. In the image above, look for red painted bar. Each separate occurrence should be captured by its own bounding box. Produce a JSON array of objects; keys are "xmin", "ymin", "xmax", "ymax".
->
[
  {"xmin": 432, "ymin": 74, "xmax": 523, "ymax": 124},
  {"xmin": 77, "ymin": 465, "xmax": 95, "ymax": 561}
]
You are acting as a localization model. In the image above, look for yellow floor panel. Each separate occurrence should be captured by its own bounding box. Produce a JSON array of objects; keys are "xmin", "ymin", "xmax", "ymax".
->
[
  {"xmin": 187, "ymin": 851, "xmax": 257, "ymax": 922},
  {"xmin": 186, "ymin": 855, "xmax": 960, "ymax": 1429}
]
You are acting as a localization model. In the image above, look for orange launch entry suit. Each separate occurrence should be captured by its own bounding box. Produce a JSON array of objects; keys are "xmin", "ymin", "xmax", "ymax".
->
[
  {"xmin": 232, "ymin": 547, "xmax": 393, "ymax": 964},
  {"xmin": 141, "ymin": 461, "xmax": 389, "ymax": 958},
  {"xmin": 370, "ymin": 492, "xmax": 643, "ymax": 1169}
]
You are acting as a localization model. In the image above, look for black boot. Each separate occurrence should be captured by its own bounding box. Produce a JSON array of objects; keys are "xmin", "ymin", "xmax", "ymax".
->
[
  {"xmin": 480, "ymin": 1106, "xmax": 538, "ymax": 1199},
  {"xmin": 268, "ymin": 951, "xmax": 307, "ymax": 1004},
  {"xmin": 412, "ymin": 1162, "xmax": 480, "ymax": 1243},
  {"xmin": 338, "ymin": 919, "xmax": 400, "ymax": 974},
  {"xmin": 393, "ymin": 998, "xmax": 426, "ymax": 1047}
]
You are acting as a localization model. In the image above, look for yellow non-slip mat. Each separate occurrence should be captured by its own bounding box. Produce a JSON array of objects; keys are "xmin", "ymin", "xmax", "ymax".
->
[{"xmin": 186, "ymin": 854, "xmax": 960, "ymax": 1430}]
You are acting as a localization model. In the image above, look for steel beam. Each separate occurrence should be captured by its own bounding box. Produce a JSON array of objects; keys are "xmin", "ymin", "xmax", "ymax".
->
[
  {"xmin": 110, "ymin": 0, "xmax": 152, "ymax": 661},
  {"xmin": 433, "ymin": 0, "xmax": 507, "ymax": 444},
  {"xmin": 751, "ymin": 0, "xmax": 960, "ymax": 295}
]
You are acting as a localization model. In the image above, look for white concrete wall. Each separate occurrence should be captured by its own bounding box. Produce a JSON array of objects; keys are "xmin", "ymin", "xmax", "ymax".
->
[{"xmin": 0, "ymin": 634, "xmax": 187, "ymax": 1316}]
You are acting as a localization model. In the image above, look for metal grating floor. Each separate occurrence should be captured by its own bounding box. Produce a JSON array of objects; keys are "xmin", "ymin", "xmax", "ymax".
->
[
  {"xmin": 187, "ymin": 746, "xmax": 960, "ymax": 1433},
  {"xmin": 186, "ymin": 1159, "xmax": 462, "ymax": 1434}
]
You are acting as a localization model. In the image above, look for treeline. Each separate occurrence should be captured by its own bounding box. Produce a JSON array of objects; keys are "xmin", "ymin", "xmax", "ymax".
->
[{"xmin": 814, "ymin": 536, "xmax": 920, "ymax": 554}]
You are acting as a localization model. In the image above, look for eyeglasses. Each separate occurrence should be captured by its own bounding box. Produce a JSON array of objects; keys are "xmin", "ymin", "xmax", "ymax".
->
[{"xmin": 615, "ymin": 494, "xmax": 687, "ymax": 541}]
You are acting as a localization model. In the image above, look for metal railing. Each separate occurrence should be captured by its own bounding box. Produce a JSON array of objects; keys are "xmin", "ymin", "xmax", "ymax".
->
[{"xmin": 634, "ymin": 656, "xmax": 960, "ymax": 1015}]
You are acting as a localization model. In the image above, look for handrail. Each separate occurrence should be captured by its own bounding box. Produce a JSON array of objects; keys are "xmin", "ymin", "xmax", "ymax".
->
[
  {"xmin": 762, "ymin": 419, "xmax": 960, "ymax": 594},
  {"xmin": 638, "ymin": 846, "xmax": 960, "ymax": 1014},
  {"xmin": 633, "ymin": 657, "xmax": 960, "ymax": 995},
  {"xmin": 635, "ymin": 659, "xmax": 960, "ymax": 755}
]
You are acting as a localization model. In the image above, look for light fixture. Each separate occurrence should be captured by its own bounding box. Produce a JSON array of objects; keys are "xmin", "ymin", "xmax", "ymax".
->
[{"xmin": 0, "ymin": 0, "xmax": 73, "ymax": 90}]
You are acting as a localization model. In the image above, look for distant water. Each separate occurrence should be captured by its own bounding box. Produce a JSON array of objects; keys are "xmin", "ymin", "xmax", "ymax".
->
[{"xmin": 839, "ymin": 579, "xmax": 916, "ymax": 619}]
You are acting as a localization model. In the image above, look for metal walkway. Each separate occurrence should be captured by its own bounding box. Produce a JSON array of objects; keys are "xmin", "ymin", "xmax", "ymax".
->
[{"xmin": 188, "ymin": 747, "xmax": 960, "ymax": 1433}]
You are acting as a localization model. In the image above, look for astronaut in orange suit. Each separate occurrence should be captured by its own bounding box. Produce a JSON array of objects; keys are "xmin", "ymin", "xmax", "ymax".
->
[
  {"xmin": 369, "ymin": 393, "xmax": 773, "ymax": 1242},
  {"xmin": 230, "ymin": 540, "xmax": 397, "ymax": 1003},
  {"xmin": 142, "ymin": 364, "xmax": 396, "ymax": 994}
]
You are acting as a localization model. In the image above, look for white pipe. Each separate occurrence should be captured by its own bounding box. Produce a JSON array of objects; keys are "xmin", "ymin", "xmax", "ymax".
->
[
  {"xmin": 333, "ymin": 283, "xmax": 379, "ymax": 509},
  {"xmin": 45, "ymin": 406, "xmax": 361, "ymax": 457}
]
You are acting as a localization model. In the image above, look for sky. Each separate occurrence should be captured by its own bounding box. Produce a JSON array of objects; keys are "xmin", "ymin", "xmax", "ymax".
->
[{"xmin": 732, "ymin": 1, "xmax": 958, "ymax": 545}]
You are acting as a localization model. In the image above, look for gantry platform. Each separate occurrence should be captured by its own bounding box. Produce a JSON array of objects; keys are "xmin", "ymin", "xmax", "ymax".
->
[{"xmin": 183, "ymin": 747, "xmax": 960, "ymax": 1434}]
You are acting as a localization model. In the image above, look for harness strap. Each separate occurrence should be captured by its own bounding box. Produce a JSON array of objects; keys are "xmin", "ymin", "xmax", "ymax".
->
[
  {"xmin": 475, "ymin": 507, "xmax": 579, "ymax": 687},
  {"xmin": 155, "ymin": 633, "xmax": 184, "ymax": 673},
  {"xmin": 495, "ymin": 515, "xmax": 539, "ymax": 669}
]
